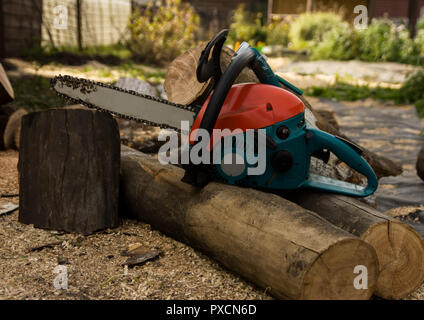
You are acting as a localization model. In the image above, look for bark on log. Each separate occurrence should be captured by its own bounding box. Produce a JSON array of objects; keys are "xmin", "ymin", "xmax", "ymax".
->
[
  {"xmin": 18, "ymin": 108, "xmax": 120, "ymax": 234},
  {"xmin": 120, "ymin": 146, "xmax": 379, "ymax": 300},
  {"xmin": 164, "ymin": 45, "xmax": 402, "ymax": 179},
  {"xmin": 286, "ymin": 191, "xmax": 424, "ymax": 299}
]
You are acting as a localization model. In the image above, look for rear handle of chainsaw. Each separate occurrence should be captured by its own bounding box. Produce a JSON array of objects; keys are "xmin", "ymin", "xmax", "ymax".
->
[
  {"xmin": 196, "ymin": 29, "xmax": 229, "ymax": 83},
  {"xmin": 197, "ymin": 46, "xmax": 257, "ymax": 137},
  {"xmin": 303, "ymin": 127, "xmax": 378, "ymax": 197}
]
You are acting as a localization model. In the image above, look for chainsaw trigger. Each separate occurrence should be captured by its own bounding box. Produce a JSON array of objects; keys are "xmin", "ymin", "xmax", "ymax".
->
[{"xmin": 311, "ymin": 149, "xmax": 330, "ymax": 164}]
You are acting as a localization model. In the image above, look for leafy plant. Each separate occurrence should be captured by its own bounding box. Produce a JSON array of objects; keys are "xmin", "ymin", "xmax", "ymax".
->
[
  {"xmin": 264, "ymin": 18, "xmax": 290, "ymax": 47},
  {"xmin": 311, "ymin": 21, "xmax": 356, "ymax": 60},
  {"xmin": 418, "ymin": 15, "xmax": 424, "ymax": 30},
  {"xmin": 398, "ymin": 70, "xmax": 424, "ymax": 116},
  {"xmin": 127, "ymin": 0, "xmax": 200, "ymax": 65},
  {"xmin": 356, "ymin": 18, "xmax": 415, "ymax": 64},
  {"xmin": 289, "ymin": 12, "xmax": 345, "ymax": 50},
  {"xmin": 414, "ymin": 29, "xmax": 424, "ymax": 65},
  {"xmin": 227, "ymin": 5, "xmax": 267, "ymax": 47}
]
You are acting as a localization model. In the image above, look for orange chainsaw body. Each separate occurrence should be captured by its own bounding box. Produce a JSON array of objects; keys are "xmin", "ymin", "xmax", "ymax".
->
[{"xmin": 189, "ymin": 83, "xmax": 305, "ymax": 144}]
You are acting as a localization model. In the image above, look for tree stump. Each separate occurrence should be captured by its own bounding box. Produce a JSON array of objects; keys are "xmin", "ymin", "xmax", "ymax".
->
[{"xmin": 18, "ymin": 108, "xmax": 120, "ymax": 234}]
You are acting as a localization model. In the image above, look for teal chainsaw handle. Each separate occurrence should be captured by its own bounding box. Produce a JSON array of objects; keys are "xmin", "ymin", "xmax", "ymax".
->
[{"xmin": 304, "ymin": 127, "xmax": 378, "ymax": 197}]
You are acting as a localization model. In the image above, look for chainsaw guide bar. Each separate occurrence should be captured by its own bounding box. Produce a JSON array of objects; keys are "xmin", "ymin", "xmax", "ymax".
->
[{"xmin": 51, "ymin": 75, "xmax": 198, "ymax": 132}]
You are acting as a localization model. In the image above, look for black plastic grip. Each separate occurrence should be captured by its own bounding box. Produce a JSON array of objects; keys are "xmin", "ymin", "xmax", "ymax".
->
[
  {"xmin": 196, "ymin": 29, "xmax": 229, "ymax": 83},
  {"xmin": 197, "ymin": 47, "xmax": 256, "ymax": 137}
]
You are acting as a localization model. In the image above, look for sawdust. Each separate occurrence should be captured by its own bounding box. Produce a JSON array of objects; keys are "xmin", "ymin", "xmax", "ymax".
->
[
  {"xmin": 0, "ymin": 150, "xmax": 270, "ymax": 300},
  {"xmin": 1, "ymin": 146, "xmax": 424, "ymax": 299},
  {"xmin": 0, "ymin": 150, "xmax": 18, "ymax": 196}
]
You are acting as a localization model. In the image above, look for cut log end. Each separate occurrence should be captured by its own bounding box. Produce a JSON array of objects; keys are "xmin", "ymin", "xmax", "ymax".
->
[
  {"xmin": 362, "ymin": 221, "xmax": 424, "ymax": 299},
  {"xmin": 302, "ymin": 239, "xmax": 378, "ymax": 300},
  {"xmin": 287, "ymin": 192, "xmax": 424, "ymax": 299}
]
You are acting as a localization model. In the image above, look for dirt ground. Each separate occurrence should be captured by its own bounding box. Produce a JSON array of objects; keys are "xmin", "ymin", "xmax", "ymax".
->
[
  {"xmin": 0, "ymin": 150, "xmax": 272, "ymax": 300},
  {"xmin": 1, "ymin": 144, "xmax": 424, "ymax": 300}
]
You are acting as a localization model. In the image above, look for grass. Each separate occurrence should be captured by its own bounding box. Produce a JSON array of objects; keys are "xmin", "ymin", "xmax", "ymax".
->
[
  {"xmin": 22, "ymin": 44, "xmax": 132, "ymax": 66},
  {"xmin": 306, "ymin": 82, "xmax": 400, "ymax": 102},
  {"xmin": 8, "ymin": 75, "xmax": 68, "ymax": 112},
  {"xmin": 6, "ymin": 65, "xmax": 166, "ymax": 112},
  {"xmin": 119, "ymin": 62, "xmax": 166, "ymax": 84},
  {"xmin": 306, "ymin": 79, "xmax": 424, "ymax": 117}
]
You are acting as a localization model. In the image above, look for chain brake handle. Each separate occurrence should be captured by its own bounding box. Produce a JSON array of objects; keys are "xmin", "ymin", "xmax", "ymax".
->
[{"xmin": 196, "ymin": 29, "xmax": 229, "ymax": 84}]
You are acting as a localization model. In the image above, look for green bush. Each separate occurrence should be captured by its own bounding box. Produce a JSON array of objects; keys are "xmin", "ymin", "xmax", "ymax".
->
[
  {"xmin": 227, "ymin": 9, "xmax": 422, "ymax": 66},
  {"xmin": 398, "ymin": 70, "xmax": 424, "ymax": 116},
  {"xmin": 227, "ymin": 5, "xmax": 267, "ymax": 47},
  {"xmin": 289, "ymin": 12, "xmax": 345, "ymax": 50},
  {"xmin": 127, "ymin": 0, "xmax": 199, "ymax": 64},
  {"xmin": 311, "ymin": 21, "xmax": 356, "ymax": 60},
  {"xmin": 356, "ymin": 18, "xmax": 415, "ymax": 64},
  {"xmin": 418, "ymin": 15, "xmax": 424, "ymax": 30},
  {"xmin": 265, "ymin": 18, "xmax": 290, "ymax": 46},
  {"xmin": 415, "ymin": 29, "xmax": 424, "ymax": 64}
]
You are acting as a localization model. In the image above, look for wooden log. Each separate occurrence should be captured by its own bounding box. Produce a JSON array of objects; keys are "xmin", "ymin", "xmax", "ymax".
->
[
  {"xmin": 417, "ymin": 146, "xmax": 424, "ymax": 181},
  {"xmin": 18, "ymin": 108, "xmax": 120, "ymax": 235},
  {"xmin": 0, "ymin": 63, "xmax": 14, "ymax": 105},
  {"xmin": 164, "ymin": 43, "xmax": 259, "ymax": 106},
  {"xmin": 164, "ymin": 45, "xmax": 402, "ymax": 179},
  {"xmin": 0, "ymin": 105, "xmax": 16, "ymax": 150},
  {"xmin": 286, "ymin": 191, "xmax": 424, "ymax": 299},
  {"xmin": 3, "ymin": 107, "xmax": 27, "ymax": 150},
  {"xmin": 120, "ymin": 146, "xmax": 379, "ymax": 300}
]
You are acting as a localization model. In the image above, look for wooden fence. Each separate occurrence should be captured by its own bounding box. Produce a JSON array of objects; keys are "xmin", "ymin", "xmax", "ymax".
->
[{"xmin": 0, "ymin": 0, "xmax": 132, "ymax": 58}]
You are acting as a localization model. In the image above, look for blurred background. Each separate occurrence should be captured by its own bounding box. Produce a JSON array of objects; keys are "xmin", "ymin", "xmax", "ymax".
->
[
  {"xmin": 1, "ymin": 0, "xmax": 423, "ymax": 60},
  {"xmin": 0, "ymin": 0, "xmax": 423, "ymax": 112}
]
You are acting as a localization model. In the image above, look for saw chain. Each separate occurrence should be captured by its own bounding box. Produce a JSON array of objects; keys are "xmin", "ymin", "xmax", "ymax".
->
[{"xmin": 50, "ymin": 75, "xmax": 199, "ymax": 132}]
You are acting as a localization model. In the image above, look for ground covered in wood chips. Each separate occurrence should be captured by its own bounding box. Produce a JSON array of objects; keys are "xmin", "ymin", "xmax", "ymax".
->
[
  {"xmin": 1, "ymin": 57, "xmax": 424, "ymax": 299},
  {"xmin": 0, "ymin": 150, "xmax": 271, "ymax": 300}
]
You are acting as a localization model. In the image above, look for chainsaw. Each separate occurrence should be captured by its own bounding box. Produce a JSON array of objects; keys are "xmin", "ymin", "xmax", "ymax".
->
[{"xmin": 51, "ymin": 29, "xmax": 378, "ymax": 197}]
